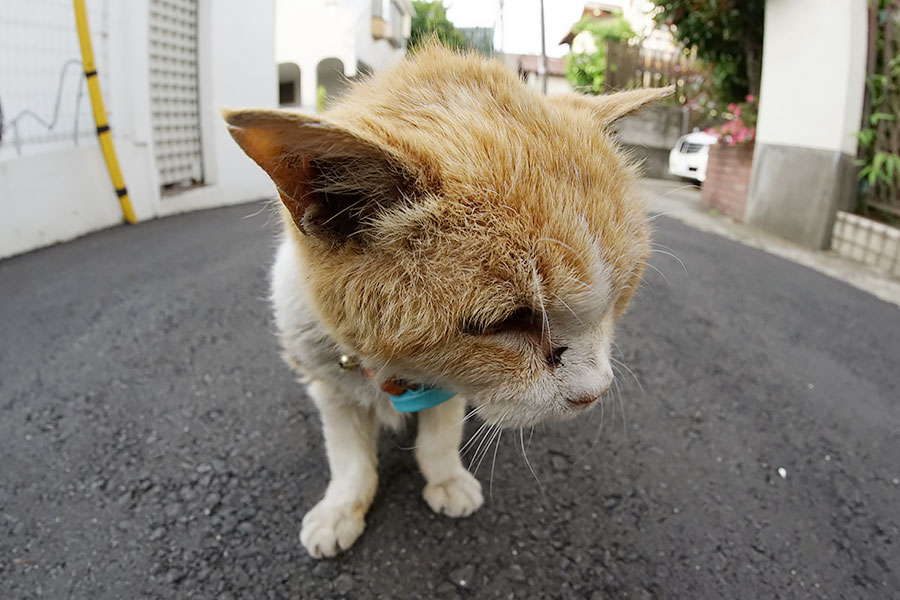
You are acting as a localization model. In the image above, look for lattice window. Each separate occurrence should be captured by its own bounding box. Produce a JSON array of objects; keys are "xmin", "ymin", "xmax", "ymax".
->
[{"xmin": 149, "ymin": 0, "xmax": 203, "ymax": 188}]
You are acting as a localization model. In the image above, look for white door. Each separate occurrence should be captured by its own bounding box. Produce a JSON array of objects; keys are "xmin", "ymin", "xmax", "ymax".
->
[{"xmin": 149, "ymin": 0, "xmax": 203, "ymax": 189}]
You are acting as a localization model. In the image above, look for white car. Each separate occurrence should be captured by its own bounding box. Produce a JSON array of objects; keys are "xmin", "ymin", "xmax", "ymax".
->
[{"xmin": 668, "ymin": 131, "xmax": 717, "ymax": 183}]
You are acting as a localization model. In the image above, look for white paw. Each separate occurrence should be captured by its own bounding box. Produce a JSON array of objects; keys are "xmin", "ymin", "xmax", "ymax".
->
[
  {"xmin": 299, "ymin": 500, "xmax": 366, "ymax": 558},
  {"xmin": 423, "ymin": 471, "xmax": 484, "ymax": 518}
]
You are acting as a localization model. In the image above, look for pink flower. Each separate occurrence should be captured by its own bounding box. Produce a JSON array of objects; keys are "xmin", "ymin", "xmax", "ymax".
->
[{"xmin": 746, "ymin": 94, "xmax": 755, "ymax": 103}]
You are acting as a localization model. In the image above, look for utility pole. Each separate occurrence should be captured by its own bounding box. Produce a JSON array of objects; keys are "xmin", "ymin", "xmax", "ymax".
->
[
  {"xmin": 498, "ymin": 0, "xmax": 504, "ymax": 57},
  {"xmin": 539, "ymin": 0, "xmax": 548, "ymax": 94}
]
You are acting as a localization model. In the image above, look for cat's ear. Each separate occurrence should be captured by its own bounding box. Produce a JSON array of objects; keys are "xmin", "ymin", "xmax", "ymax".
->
[
  {"xmin": 549, "ymin": 86, "xmax": 674, "ymax": 124},
  {"xmin": 223, "ymin": 109, "xmax": 418, "ymax": 242}
]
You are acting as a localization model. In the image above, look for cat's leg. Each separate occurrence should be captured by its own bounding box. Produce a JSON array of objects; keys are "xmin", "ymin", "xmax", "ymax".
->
[
  {"xmin": 415, "ymin": 396, "xmax": 484, "ymax": 517},
  {"xmin": 301, "ymin": 380, "xmax": 379, "ymax": 558}
]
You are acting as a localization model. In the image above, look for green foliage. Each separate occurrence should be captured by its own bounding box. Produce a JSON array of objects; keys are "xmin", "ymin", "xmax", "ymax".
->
[
  {"xmin": 856, "ymin": 1, "xmax": 900, "ymax": 214},
  {"xmin": 564, "ymin": 14, "xmax": 636, "ymax": 95},
  {"xmin": 650, "ymin": 0, "xmax": 764, "ymax": 103},
  {"xmin": 316, "ymin": 85, "xmax": 327, "ymax": 112},
  {"xmin": 408, "ymin": 1, "xmax": 468, "ymax": 52}
]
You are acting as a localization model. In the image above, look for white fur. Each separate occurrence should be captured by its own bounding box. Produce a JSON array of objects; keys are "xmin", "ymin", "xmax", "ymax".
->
[
  {"xmin": 272, "ymin": 231, "xmax": 616, "ymax": 557},
  {"xmin": 273, "ymin": 239, "xmax": 485, "ymax": 557}
]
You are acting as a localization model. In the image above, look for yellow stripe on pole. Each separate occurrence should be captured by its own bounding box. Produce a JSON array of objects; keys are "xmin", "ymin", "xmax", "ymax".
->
[{"xmin": 73, "ymin": 0, "xmax": 138, "ymax": 224}]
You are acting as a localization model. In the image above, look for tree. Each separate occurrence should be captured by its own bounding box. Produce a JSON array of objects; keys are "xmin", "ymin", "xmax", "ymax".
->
[
  {"xmin": 408, "ymin": 1, "xmax": 468, "ymax": 52},
  {"xmin": 650, "ymin": 0, "xmax": 764, "ymax": 103},
  {"xmin": 564, "ymin": 14, "xmax": 636, "ymax": 95}
]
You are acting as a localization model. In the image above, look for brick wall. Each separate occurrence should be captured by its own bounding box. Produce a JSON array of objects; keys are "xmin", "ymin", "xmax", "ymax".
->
[{"xmin": 701, "ymin": 143, "xmax": 755, "ymax": 221}]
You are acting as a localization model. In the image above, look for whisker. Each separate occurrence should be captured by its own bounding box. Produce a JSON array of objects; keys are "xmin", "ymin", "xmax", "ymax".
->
[
  {"xmin": 549, "ymin": 291, "xmax": 583, "ymax": 325},
  {"xmin": 461, "ymin": 404, "xmax": 483, "ymax": 424},
  {"xmin": 651, "ymin": 247, "xmax": 688, "ymax": 275},
  {"xmin": 638, "ymin": 260, "xmax": 670, "ymax": 286},
  {"xmin": 614, "ymin": 377, "xmax": 628, "ymax": 443},
  {"xmin": 489, "ymin": 429, "xmax": 503, "ymax": 502},
  {"xmin": 520, "ymin": 427, "xmax": 544, "ymax": 490},
  {"xmin": 461, "ymin": 419, "xmax": 492, "ymax": 455},
  {"xmin": 610, "ymin": 356, "xmax": 646, "ymax": 400},
  {"xmin": 474, "ymin": 425, "xmax": 501, "ymax": 476},
  {"xmin": 574, "ymin": 394, "xmax": 608, "ymax": 463},
  {"xmin": 651, "ymin": 183, "xmax": 700, "ymax": 203},
  {"xmin": 468, "ymin": 421, "xmax": 497, "ymax": 470},
  {"xmin": 531, "ymin": 263, "xmax": 551, "ymax": 346}
]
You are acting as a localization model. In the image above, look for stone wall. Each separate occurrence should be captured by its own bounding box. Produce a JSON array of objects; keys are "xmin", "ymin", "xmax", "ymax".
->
[
  {"xmin": 612, "ymin": 104, "xmax": 685, "ymax": 179},
  {"xmin": 831, "ymin": 211, "xmax": 900, "ymax": 279}
]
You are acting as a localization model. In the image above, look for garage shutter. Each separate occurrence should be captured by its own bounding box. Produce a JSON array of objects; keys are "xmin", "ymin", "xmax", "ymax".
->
[{"xmin": 149, "ymin": 0, "xmax": 203, "ymax": 188}]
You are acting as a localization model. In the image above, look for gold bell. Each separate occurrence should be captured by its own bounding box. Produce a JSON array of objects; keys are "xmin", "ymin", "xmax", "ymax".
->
[{"xmin": 338, "ymin": 354, "xmax": 359, "ymax": 370}]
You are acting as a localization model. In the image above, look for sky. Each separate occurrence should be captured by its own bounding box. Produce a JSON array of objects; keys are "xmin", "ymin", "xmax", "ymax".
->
[{"xmin": 445, "ymin": 0, "xmax": 626, "ymax": 58}]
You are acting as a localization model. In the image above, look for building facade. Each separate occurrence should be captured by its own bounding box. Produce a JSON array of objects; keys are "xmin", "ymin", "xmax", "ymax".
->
[
  {"xmin": 276, "ymin": 0, "xmax": 413, "ymax": 111},
  {"xmin": 0, "ymin": 0, "xmax": 277, "ymax": 259}
]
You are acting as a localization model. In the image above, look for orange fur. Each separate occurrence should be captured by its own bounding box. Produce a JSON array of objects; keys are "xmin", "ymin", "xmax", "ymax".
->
[
  {"xmin": 225, "ymin": 44, "xmax": 668, "ymax": 420},
  {"xmin": 224, "ymin": 44, "xmax": 671, "ymax": 558}
]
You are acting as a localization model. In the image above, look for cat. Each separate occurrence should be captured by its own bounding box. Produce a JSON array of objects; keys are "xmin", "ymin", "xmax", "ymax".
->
[{"xmin": 224, "ymin": 44, "xmax": 669, "ymax": 558}]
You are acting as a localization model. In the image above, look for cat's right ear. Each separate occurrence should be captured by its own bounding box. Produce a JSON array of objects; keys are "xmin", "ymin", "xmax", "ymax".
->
[
  {"xmin": 223, "ymin": 109, "xmax": 419, "ymax": 243},
  {"xmin": 548, "ymin": 86, "xmax": 674, "ymax": 125}
]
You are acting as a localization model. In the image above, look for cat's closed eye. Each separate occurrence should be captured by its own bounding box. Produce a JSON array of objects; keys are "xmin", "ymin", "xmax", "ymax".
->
[{"xmin": 461, "ymin": 306, "xmax": 543, "ymax": 337}]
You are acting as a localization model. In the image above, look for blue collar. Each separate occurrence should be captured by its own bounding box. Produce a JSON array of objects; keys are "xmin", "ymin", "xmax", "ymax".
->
[{"xmin": 388, "ymin": 386, "xmax": 455, "ymax": 413}]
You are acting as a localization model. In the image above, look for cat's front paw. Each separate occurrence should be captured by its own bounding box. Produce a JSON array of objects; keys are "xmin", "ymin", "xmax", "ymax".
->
[
  {"xmin": 300, "ymin": 501, "xmax": 366, "ymax": 558},
  {"xmin": 423, "ymin": 471, "xmax": 484, "ymax": 518}
]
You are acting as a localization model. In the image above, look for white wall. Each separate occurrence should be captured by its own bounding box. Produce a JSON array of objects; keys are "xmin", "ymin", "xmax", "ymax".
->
[
  {"xmin": 755, "ymin": 0, "xmax": 867, "ymax": 155},
  {"xmin": 524, "ymin": 73, "xmax": 574, "ymax": 96},
  {"xmin": 276, "ymin": 0, "xmax": 409, "ymax": 110},
  {"xmin": 0, "ymin": 0, "xmax": 277, "ymax": 259},
  {"xmin": 276, "ymin": 0, "xmax": 357, "ymax": 109}
]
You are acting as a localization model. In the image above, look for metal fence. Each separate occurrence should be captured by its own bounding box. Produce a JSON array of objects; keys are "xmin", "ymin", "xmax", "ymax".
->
[{"xmin": 0, "ymin": 0, "xmax": 108, "ymax": 161}]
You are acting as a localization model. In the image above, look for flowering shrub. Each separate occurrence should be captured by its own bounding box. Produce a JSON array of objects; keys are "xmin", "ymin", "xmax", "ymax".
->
[{"xmin": 706, "ymin": 95, "xmax": 758, "ymax": 146}]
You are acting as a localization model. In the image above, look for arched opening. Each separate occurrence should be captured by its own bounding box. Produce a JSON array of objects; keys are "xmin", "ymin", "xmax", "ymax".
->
[
  {"xmin": 278, "ymin": 62, "xmax": 302, "ymax": 107},
  {"xmin": 316, "ymin": 58, "xmax": 348, "ymax": 110}
]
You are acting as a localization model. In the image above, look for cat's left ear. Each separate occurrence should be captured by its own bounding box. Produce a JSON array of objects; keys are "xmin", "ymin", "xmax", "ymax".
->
[
  {"xmin": 223, "ymin": 108, "xmax": 420, "ymax": 243},
  {"xmin": 549, "ymin": 86, "xmax": 674, "ymax": 125}
]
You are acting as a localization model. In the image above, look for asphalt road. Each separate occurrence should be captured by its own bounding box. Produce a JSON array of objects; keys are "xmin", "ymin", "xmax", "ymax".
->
[{"xmin": 1, "ymin": 202, "xmax": 898, "ymax": 600}]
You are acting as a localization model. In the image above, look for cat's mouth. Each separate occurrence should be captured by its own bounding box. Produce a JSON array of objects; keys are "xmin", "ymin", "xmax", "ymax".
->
[{"xmin": 567, "ymin": 392, "xmax": 604, "ymax": 407}]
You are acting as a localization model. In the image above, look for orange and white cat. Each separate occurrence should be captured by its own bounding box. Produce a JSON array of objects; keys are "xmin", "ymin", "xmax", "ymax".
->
[{"xmin": 225, "ymin": 45, "xmax": 668, "ymax": 558}]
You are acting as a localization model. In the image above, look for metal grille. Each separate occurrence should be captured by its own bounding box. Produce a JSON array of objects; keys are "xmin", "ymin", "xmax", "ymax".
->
[
  {"xmin": 149, "ymin": 0, "xmax": 203, "ymax": 188},
  {"xmin": 680, "ymin": 142, "xmax": 703, "ymax": 154}
]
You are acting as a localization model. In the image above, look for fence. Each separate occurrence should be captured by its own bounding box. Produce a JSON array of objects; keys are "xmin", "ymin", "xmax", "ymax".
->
[
  {"xmin": 605, "ymin": 39, "xmax": 701, "ymax": 102},
  {"xmin": 860, "ymin": 0, "xmax": 900, "ymax": 220},
  {"xmin": 0, "ymin": 0, "xmax": 108, "ymax": 161}
]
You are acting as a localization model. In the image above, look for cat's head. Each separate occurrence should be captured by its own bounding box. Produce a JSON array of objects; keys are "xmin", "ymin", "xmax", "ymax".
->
[{"xmin": 225, "ymin": 46, "xmax": 668, "ymax": 427}]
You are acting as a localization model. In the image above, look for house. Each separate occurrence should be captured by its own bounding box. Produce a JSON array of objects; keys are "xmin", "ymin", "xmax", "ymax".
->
[
  {"xmin": 560, "ymin": 1, "xmax": 678, "ymax": 59},
  {"xmin": 276, "ymin": 0, "xmax": 414, "ymax": 111},
  {"xmin": 503, "ymin": 54, "xmax": 573, "ymax": 95},
  {"xmin": 0, "ymin": 0, "xmax": 278, "ymax": 259}
]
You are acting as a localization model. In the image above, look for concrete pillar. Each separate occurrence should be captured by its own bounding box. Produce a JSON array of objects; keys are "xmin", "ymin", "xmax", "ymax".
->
[{"xmin": 745, "ymin": 0, "xmax": 868, "ymax": 249}]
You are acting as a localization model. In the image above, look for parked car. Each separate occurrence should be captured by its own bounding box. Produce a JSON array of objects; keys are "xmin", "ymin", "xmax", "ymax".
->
[{"xmin": 668, "ymin": 131, "xmax": 718, "ymax": 183}]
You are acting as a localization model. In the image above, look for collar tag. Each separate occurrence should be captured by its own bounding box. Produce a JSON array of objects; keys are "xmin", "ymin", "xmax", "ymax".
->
[{"xmin": 388, "ymin": 387, "xmax": 455, "ymax": 413}]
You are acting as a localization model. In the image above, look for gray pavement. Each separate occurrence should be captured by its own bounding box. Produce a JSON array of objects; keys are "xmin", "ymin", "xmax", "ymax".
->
[{"xmin": 1, "ymin": 199, "xmax": 898, "ymax": 599}]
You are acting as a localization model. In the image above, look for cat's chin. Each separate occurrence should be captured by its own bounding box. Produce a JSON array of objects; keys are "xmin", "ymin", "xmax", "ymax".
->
[{"xmin": 472, "ymin": 389, "xmax": 608, "ymax": 429}]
